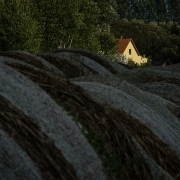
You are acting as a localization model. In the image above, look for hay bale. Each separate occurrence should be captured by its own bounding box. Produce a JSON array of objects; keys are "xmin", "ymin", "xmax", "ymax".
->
[
  {"xmin": 39, "ymin": 54, "xmax": 98, "ymax": 78},
  {"xmin": 119, "ymin": 81, "xmax": 180, "ymax": 119},
  {"xmin": 2, "ymin": 49, "xmax": 180, "ymax": 179},
  {"xmin": 0, "ymin": 51, "xmax": 65, "ymax": 78},
  {"xmin": 73, "ymin": 81, "xmax": 180, "ymax": 179},
  {"xmin": 116, "ymin": 68, "xmax": 180, "ymax": 84},
  {"xmin": 74, "ymin": 81, "xmax": 180, "ymax": 154},
  {"xmin": 50, "ymin": 48, "xmax": 127, "ymax": 73},
  {"xmin": 132, "ymin": 138, "xmax": 174, "ymax": 180},
  {"xmin": 0, "ymin": 94, "xmax": 79, "ymax": 180},
  {"xmin": 72, "ymin": 76, "xmax": 180, "ymax": 129},
  {"xmin": 4, "ymin": 61, "xmax": 153, "ymax": 179},
  {"xmin": 136, "ymin": 82, "xmax": 180, "ymax": 106},
  {"xmin": 71, "ymin": 74, "xmax": 124, "ymax": 85},
  {"xmin": 0, "ymin": 56, "xmax": 66, "ymax": 81},
  {"xmin": 41, "ymin": 52, "xmax": 112, "ymax": 75},
  {"xmin": 0, "ymin": 63, "xmax": 107, "ymax": 180},
  {"xmin": 0, "ymin": 129, "xmax": 43, "ymax": 180},
  {"xmin": 4, "ymin": 53, "xmax": 180, "ymax": 179},
  {"xmin": 150, "ymin": 63, "xmax": 180, "ymax": 73}
]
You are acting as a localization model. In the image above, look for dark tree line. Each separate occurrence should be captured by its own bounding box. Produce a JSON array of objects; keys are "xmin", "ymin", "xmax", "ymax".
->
[
  {"xmin": 0, "ymin": 0, "xmax": 180, "ymax": 64},
  {"xmin": 115, "ymin": 0, "xmax": 180, "ymax": 23},
  {"xmin": 0, "ymin": 0, "xmax": 117, "ymax": 54},
  {"xmin": 112, "ymin": 20, "xmax": 180, "ymax": 64},
  {"xmin": 112, "ymin": 0, "xmax": 180, "ymax": 64}
]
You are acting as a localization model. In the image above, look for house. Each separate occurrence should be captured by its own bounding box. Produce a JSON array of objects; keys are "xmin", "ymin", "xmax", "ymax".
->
[{"xmin": 117, "ymin": 38, "xmax": 147, "ymax": 64}]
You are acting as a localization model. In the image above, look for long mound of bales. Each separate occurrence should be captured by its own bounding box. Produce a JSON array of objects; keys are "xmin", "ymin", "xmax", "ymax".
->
[
  {"xmin": 50, "ymin": 48, "xmax": 119, "ymax": 74},
  {"xmin": 0, "ymin": 63, "xmax": 107, "ymax": 180},
  {"xmin": 0, "ymin": 49, "xmax": 180, "ymax": 180},
  {"xmin": 39, "ymin": 54, "xmax": 98, "ymax": 78},
  {"xmin": 0, "ymin": 94, "xmax": 79, "ymax": 180},
  {"xmin": 2, "ymin": 61, "xmax": 152, "ymax": 180},
  {"xmin": 0, "ymin": 51, "xmax": 65, "ymax": 78}
]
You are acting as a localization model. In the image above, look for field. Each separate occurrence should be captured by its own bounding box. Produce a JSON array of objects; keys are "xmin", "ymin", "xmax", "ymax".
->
[{"xmin": 0, "ymin": 49, "xmax": 180, "ymax": 180}]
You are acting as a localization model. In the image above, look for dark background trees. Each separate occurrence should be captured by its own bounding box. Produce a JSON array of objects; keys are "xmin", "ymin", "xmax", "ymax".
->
[
  {"xmin": 0, "ymin": 0, "xmax": 42, "ymax": 52},
  {"xmin": 0, "ymin": 0, "xmax": 180, "ymax": 64},
  {"xmin": 0, "ymin": 0, "xmax": 117, "ymax": 54},
  {"xmin": 111, "ymin": 20, "xmax": 180, "ymax": 64},
  {"xmin": 113, "ymin": 0, "xmax": 180, "ymax": 64}
]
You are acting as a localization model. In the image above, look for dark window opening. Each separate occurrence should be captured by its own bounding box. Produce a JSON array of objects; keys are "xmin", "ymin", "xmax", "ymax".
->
[{"xmin": 129, "ymin": 49, "xmax": 131, "ymax": 55}]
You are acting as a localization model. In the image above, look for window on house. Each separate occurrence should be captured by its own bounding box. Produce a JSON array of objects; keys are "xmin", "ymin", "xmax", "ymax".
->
[{"xmin": 129, "ymin": 49, "xmax": 131, "ymax": 55}]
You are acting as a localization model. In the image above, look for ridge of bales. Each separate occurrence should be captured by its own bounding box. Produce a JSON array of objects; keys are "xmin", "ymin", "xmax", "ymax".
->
[
  {"xmin": 72, "ymin": 82, "xmax": 180, "ymax": 179},
  {"xmin": 116, "ymin": 68, "xmax": 180, "ymax": 84},
  {"xmin": 143, "ymin": 77, "xmax": 180, "ymax": 86},
  {"xmin": 0, "ymin": 129, "xmax": 43, "ymax": 180},
  {"xmin": 1, "ymin": 49, "xmax": 180, "ymax": 179},
  {"xmin": 3, "ymin": 61, "xmax": 153, "ymax": 180},
  {"xmin": 132, "ymin": 138, "xmax": 174, "ymax": 180},
  {"xmin": 72, "ymin": 75, "xmax": 180, "ymax": 119},
  {"xmin": 0, "ymin": 56, "xmax": 65, "ymax": 81},
  {"xmin": 0, "ymin": 51, "xmax": 65, "ymax": 78},
  {"xmin": 136, "ymin": 82, "xmax": 180, "ymax": 107},
  {"xmin": 40, "ymin": 51, "xmax": 113, "ymax": 75},
  {"xmin": 113, "ymin": 67, "xmax": 180, "ymax": 106},
  {"xmin": 149, "ymin": 63, "xmax": 180, "ymax": 73},
  {"xmin": 39, "ymin": 54, "xmax": 98, "ymax": 78},
  {"xmin": 50, "ymin": 48, "xmax": 127, "ymax": 74},
  {"xmin": 0, "ymin": 94, "xmax": 79, "ymax": 180},
  {"xmin": 0, "ymin": 63, "xmax": 107, "ymax": 180},
  {"xmin": 119, "ymin": 81, "xmax": 180, "ymax": 120},
  {"xmin": 4, "ymin": 60, "xmax": 180, "ymax": 179},
  {"xmin": 74, "ymin": 82, "xmax": 180, "ymax": 154}
]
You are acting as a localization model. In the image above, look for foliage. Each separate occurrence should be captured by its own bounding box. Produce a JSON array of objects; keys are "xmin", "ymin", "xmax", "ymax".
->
[
  {"xmin": 115, "ymin": 0, "xmax": 180, "ymax": 23},
  {"xmin": 0, "ymin": 0, "xmax": 42, "ymax": 53},
  {"xmin": 1, "ymin": 0, "xmax": 180, "ymax": 65},
  {"xmin": 55, "ymin": 98, "xmax": 127, "ymax": 179},
  {"xmin": 127, "ymin": 59, "xmax": 152, "ymax": 68},
  {"xmin": 111, "ymin": 19, "xmax": 180, "ymax": 64},
  {"xmin": 31, "ymin": 0, "xmax": 117, "ymax": 53},
  {"xmin": 108, "ymin": 52, "xmax": 152, "ymax": 68},
  {"xmin": 113, "ymin": 1, "xmax": 180, "ymax": 65},
  {"xmin": 84, "ymin": 131, "xmax": 128, "ymax": 180},
  {"xmin": 108, "ymin": 53, "xmax": 128, "ymax": 64},
  {"xmin": 0, "ymin": 0, "xmax": 117, "ymax": 53}
]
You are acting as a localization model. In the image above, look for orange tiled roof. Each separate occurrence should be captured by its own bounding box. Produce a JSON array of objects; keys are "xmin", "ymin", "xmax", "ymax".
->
[{"xmin": 118, "ymin": 38, "xmax": 140, "ymax": 56}]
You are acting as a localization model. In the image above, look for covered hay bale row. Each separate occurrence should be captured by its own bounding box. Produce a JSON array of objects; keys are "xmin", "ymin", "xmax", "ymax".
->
[
  {"xmin": 51, "ymin": 48, "xmax": 120, "ymax": 74},
  {"xmin": 73, "ymin": 78, "xmax": 180, "ymax": 127},
  {"xmin": 116, "ymin": 68, "xmax": 180, "ymax": 84},
  {"xmin": 39, "ymin": 54, "xmax": 98, "ymax": 78},
  {"xmin": 41, "ymin": 51, "xmax": 113, "ymax": 75},
  {"xmin": 0, "ymin": 52, "xmax": 45, "ymax": 68},
  {"xmin": 1, "ymin": 49, "xmax": 180, "ymax": 180},
  {"xmin": 114, "ymin": 66, "xmax": 180, "ymax": 107},
  {"xmin": 3, "ymin": 61, "xmax": 152, "ymax": 180},
  {"xmin": 0, "ymin": 129, "xmax": 43, "ymax": 180},
  {"xmin": 73, "ymin": 81, "xmax": 180, "ymax": 179},
  {"xmin": 145, "ymin": 77, "xmax": 180, "ymax": 86},
  {"xmin": 5, "ymin": 60, "xmax": 180, "ymax": 180},
  {"xmin": 135, "ymin": 82, "xmax": 180, "ymax": 107},
  {"xmin": 0, "ymin": 51, "xmax": 65, "ymax": 78},
  {"xmin": 0, "ymin": 63, "xmax": 107, "ymax": 180},
  {"xmin": 150, "ymin": 63, "xmax": 180, "ymax": 73},
  {"xmin": 0, "ymin": 94, "xmax": 79, "ymax": 180}
]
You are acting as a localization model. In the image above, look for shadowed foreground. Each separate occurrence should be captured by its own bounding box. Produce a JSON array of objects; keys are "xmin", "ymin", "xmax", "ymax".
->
[{"xmin": 0, "ymin": 49, "xmax": 180, "ymax": 180}]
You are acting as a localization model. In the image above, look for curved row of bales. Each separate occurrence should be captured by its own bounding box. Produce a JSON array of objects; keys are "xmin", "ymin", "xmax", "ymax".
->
[{"xmin": 0, "ymin": 49, "xmax": 180, "ymax": 180}]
